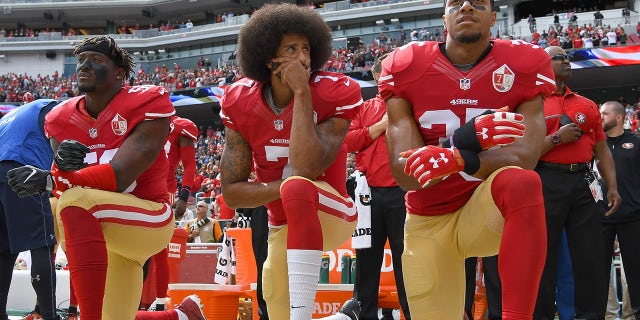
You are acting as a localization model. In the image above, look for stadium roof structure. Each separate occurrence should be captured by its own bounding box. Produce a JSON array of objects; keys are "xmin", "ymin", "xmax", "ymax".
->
[{"xmin": 0, "ymin": 0, "xmax": 265, "ymax": 31}]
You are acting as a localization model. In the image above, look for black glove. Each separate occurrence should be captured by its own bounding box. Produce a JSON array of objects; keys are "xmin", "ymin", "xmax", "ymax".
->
[
  {"xmin": 55, "ymin": 139, "xmax": 90, "ymax": 171},
  {"xmin": 7, "ymin": 165, "xmax": 54, "ymax": 198}
]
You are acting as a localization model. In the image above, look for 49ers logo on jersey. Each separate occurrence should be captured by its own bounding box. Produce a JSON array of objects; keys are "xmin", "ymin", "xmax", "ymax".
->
[
  {"xmin": 492, "ymin": 64, "xmax": 515, "ymax": 93},
  {"xmin": 111, "ymin": 113, "xmax": 128, "ymax": 136}
]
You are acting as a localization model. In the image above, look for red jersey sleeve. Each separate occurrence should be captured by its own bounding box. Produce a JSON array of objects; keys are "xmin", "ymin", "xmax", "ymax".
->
[
  {"xmin": 124, "ymin": 85, "xmax": 175, "ymax": 120},
  {"xmin": 344, "ymin": 98, "xmax": 374, "ymax": 153},
  {"xmin": 311, "ymin": 72, "xmax": 362, "ymax": 121},
  {"xmin": 174, "ymin": 117, "xmax": 198, "ymax": 141},
  {"xmin": 45, "ymin": 98, "xmax": 79, "ymax": 140},
  {"xmin": 378, "ymin": 42, "xmax": 433, "ymax": 102},
  {"xmin": 501, "ymin": 40, "xmax": 557, "ymax": 101},
  {"xmin": 219, "ymin": 78, "xmax": 258, "ymax": 132}
]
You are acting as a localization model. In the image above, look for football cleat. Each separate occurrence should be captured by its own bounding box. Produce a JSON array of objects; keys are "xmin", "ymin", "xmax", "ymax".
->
[{"xmin": 176, "ymin": 294, "xmax": 206, "ymax": 320}]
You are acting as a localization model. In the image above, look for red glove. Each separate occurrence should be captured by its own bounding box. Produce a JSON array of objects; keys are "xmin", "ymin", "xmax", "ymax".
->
[
  {"xmin": 474, "ymin": 111, "xmax": 525, "ymax": 150},
  {"xmin": 400, "ymin": 146, "xmax": 465, "ymax": 188},
  {"xmin": 443, "ymin": 110, "xmax": 525, "ymax": 152}
]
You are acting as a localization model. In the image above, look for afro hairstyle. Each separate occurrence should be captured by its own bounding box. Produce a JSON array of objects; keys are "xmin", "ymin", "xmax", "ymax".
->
[{"xmin": 237, "ymin": 3, "xmax": 332, "ymax": 83}]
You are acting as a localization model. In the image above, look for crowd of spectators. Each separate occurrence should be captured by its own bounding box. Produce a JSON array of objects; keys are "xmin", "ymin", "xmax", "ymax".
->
[
  {"xmin": 527, "ymin": 21, "xmax": 631, "ymax": 49},
  {"xmin": 1, "ymin": 12, "xmax": 639, "ymax": 104}
]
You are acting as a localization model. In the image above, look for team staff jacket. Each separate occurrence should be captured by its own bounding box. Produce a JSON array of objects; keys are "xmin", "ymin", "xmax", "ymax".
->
[
  {"xmin": 344, "ymin": 94, "xmax": 396, "ymax": 187},
  {"xmin": 378, "ymin": 39, "xmax": 556, "ymax": 216},
  {"xmin": 166, "ymin": 116, "xmax": 198, "ymax": 191},
  {"xmin": 603, "ymin": 130, "xmax": 640, "ymax": 223},
  {"xmin": 219, "ymin": 71, "xmax": 363, "ymax": 226},
  {"xmin": 45, "ymin": 85, "xmax": 175, "ymax": 203},
  {"xmin": 540, "ymin": 86, "xmax": 605, "ymax": 164},
  {"xmin": 0, "ymin": 99, "xmax": 56, "ymax": 169}
]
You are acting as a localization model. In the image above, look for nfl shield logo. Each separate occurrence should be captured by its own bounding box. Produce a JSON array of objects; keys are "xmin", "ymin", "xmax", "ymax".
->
[
  {"xmin": 89, "ymin": 128, "xmax": 98, "ymax": 138},
  {"xmin": 460, "ymin": 78, "xmax": 471, "ymax": 90},
  {"xmin": 274, "ymin": 119, "xmax": 284, "ymax": 131},
  {"xmin": 111, "ymin": 113, "xmax": 127, "ymax": 136},
  {"xmin": 492, "ymin": 64, "xmax": 515, "ymax": 93}
]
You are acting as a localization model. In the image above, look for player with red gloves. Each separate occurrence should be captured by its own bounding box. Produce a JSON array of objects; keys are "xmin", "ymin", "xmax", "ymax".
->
[
  {"xmin": 379, "ymin": 0, "xmax": 557, "ymax": 319},
  {"xmin": 401, "ymin": 110, "xmax": 525, "ymax": 187}
]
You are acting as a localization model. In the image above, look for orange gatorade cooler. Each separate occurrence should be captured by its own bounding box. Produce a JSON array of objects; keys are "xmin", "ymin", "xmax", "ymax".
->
[{"xmin": 168, "ymin": 283, "xmax": 242, "ymax": 320}]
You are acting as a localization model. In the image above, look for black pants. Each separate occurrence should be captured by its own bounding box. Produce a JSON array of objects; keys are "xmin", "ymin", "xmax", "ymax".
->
[
  {"xmin": 465, "ymin": 255, "xmax": 501, "ymax": 320},
  {"xmin": 0, "ymin": 246, "xmax": 57, "ymax": 320},
  {"xmin": 354, "ymin": 186, "xmax": 410, "ymax": 320},
  {"xmin": 602, "ymin": 219, "xmax": 640, "ymax": 320},
  {"xmin": 246, "ymin": 206, "xmax": 269, "ymax": 320},
  {"xmin": 534, "ymin": 166, "xmax": 607, "ymax": 320}
]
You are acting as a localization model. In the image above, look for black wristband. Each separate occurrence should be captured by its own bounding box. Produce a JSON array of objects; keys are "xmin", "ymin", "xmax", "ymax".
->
[
  {"xmin": 445, "ymin": 109, "xmax": 494, "ymax": 152},
  {"xmin": 459, "ymin": 149, "xmax": 481, "ymax": 175},
  {"xmin": 178, "ymin": 187, "xmax": 190, "ymax": 202}
]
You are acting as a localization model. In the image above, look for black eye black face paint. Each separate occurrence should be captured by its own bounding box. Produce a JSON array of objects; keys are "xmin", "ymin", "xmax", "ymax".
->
[
  {"xmin": 448, "ymin": 1, "xmax": 487, "ymax": 14},
  {"xmin": 92, "ymin": 63, "xmax": 110, "ymax": 83},
  {"xmin": 76, "ymin": 60, "xmax": 110, "ymax": 83}
]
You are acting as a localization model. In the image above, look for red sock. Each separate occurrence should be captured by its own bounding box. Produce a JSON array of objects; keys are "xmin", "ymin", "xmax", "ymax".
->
[
  {"xmin": 135, "ymin": 309, "xmax": 178, "ymax": 320},
  {"xmin": 152, "ymin": 248, "xmax": 169, "ymax": 299},
  {"xmin": 491, "ymin": 168, "xmax": 546, "ymax": 320},
  {"xmin": 60, "ymin": 206, "xmax": 107, "ymax": 320},
  {"xmin": 280, "ymin": 178, "xmax": 323, "ymax": 250}
]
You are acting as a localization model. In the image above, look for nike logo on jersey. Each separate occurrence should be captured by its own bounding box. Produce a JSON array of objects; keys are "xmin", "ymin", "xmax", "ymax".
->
[{"xmin": 291, "ymin": 305, "xmax": 307, "ymax": 309}]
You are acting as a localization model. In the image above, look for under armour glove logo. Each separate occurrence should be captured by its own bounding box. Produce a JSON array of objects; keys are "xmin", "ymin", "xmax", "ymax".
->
[
  {"xmin": 429, "ymin": 153, "xmax": 449, "ymax": 168},
  {"xmin": 474, "ymin": 111, "xmax": 525, "ymax": 149},
  {"xmin": 401, "ymin": 146, "xmax": 465, "ymax": 188},
  {"xmin": 55, "ymin": 139, "xmax": 90, "ymax": 171},
  {"xmin": 444, "ymin": 108, "xmax": 525, "ymax": 152},
  {"xmin": 7, "ymin": 165, "xmax": 53, "ymax": 198}
]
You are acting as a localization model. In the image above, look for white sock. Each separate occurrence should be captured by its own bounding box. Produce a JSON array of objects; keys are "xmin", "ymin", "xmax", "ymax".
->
[
  {"xmin": 176, "ymin": 309, "xmax": 188, "ymax": 320},
  {"xmin": 318, "ymin": 313, "xmax": 352, "ymax": 320},
  {"xmin": 288, "ymin": 249, "xmax": 322, "ymax": 320}
]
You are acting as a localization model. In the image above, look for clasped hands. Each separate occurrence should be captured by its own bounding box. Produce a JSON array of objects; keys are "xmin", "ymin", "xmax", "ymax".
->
[{"xmin": 401, "ymin": 110, "xmax": 525, "ymax": 188}]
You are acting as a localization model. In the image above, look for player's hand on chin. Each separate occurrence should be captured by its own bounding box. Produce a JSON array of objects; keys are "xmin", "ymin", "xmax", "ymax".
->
[{"xmin": 272, "ymin": 59, "xmax": 310, "ymax": 94}]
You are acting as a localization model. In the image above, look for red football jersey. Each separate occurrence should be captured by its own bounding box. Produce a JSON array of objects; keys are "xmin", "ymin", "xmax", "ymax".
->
[
  {"xmin": 45, "ymin": 85, "xmax": 175, "ymax": 203},
  {"xmin": 379, "ymin": 40, "xmax": 556, "ymax": 216},
  {"xmin": 165, "ymin": 116, "xmax": 198, "ymax": 192},
  {"xmin": 220, "ymin": 71, "xmax": 362, "ymax": 226}
]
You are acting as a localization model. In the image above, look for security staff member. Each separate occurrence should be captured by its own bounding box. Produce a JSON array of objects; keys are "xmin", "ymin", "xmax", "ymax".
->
[
  {"xmin": 533, "ymin": 46, "xmax": 621, "ymax": 320},
  {"xmin": 600, "ymin": 101, "xmax": 640, "ymax": 320}
]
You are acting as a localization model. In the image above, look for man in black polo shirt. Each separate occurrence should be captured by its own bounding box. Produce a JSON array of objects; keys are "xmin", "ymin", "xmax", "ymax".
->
[{"xmin": 533, "ymin": 46, "xmax": 621, "ymax": 320}]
